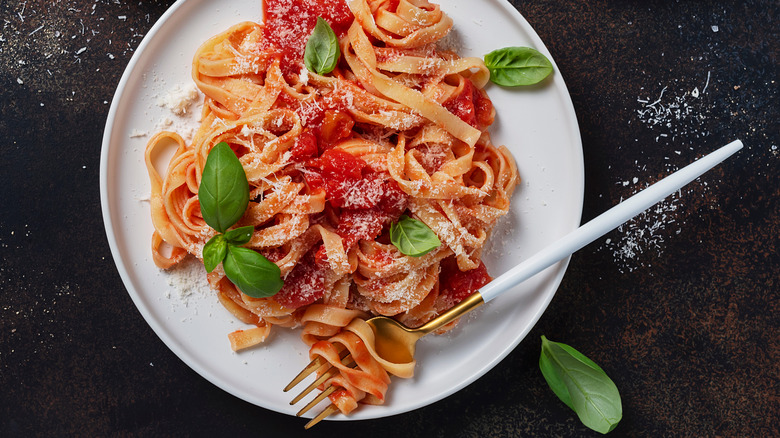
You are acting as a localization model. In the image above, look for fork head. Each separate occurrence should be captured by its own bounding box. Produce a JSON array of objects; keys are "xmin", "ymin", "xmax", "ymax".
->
[
  {"xmin": 284, "ymin": 293, "xmax": 485, "ymax": 427},
  {"xmin": 364, "ymin": 292, "xmax": 485, "ymax": 364},
  {"xmin": 283, "ymin": 346, "xmax": 354, "ymax": 428}
]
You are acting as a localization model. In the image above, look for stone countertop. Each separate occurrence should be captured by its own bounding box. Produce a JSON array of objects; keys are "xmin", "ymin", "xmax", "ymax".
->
[{"xmin": 1, "ymin": 0, "xmax": 777, "ymax": 436}]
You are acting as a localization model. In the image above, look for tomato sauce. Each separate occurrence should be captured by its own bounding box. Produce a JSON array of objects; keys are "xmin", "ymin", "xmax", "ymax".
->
[
  {"xmin": 438, "ymin": 256, "xmax": 492, "ymax": 303},
  {"xmin": 303, "ymin": 149, "xmax": 409, "ymax": 248},
  {"xmin": 308, "ymin": 149, "xmax": 385, "ymax": 208},
  {"xmin": 444, "ymin": 78, "xmax": 494, "ymax": 129},
  {"xmin": 290, "ymin": 129, "xmax": 318, "ymax": 162},
  {"xmin": 276, "ymin": 85, "xmax": 352, "ymax": 145},
  {"xmin": 305, "ymin": 149, "xmax": 370, "ymax": 208},
  {"xmin": 273, "ymin": 173, "xmax": 408, "ymax": 308},
  {"xmin": 273, "ymin": 248, "xmax": 328, "ymax": 309},
  {"xmin": 262, "ymin": 0, "xmax": 353, "ymax": 73},
  {"xmin": 336, "ymin": 179, "xmax": 408, "ymax": 248},
  {"xmin": 319, "ymin": 110, "xmax": 355, "ymax": 148}
]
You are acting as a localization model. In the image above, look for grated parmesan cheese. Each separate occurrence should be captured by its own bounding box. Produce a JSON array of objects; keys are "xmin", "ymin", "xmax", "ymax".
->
[
  {"xmin": 157, "ymin": 83, "xmax": 199, "ymax": 115},
  {"xmin": 299, "ymin": 65, "xmax": 310, "ymax": 85}
]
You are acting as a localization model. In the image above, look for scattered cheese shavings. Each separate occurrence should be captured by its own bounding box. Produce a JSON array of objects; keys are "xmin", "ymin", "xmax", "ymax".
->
[
  {"xmin": 299, "ymin": 65, "xmax": 310, "ymax": 85},
  {"xmin": 129, "ymin": 129, "xmax": 147, "ymax": 138},
  {"xmin": 157, "ymin": 83, "xmax": 200, "ymax": 115}
]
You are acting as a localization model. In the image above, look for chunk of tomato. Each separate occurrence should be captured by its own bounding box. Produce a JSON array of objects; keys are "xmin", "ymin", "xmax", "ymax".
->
[
  {"xmin": 291, "ymin": 130, "xmax": 319, "ymax": 162},
  {"xmin": 273, "ymin": 250, "xmax": 328, "ymax": 309},
  {"xmin": 438, "ymin": 257, "xmax": 492, "ymax": 303},
  {"xmin": 444, "ymin": 78, "xmax": 494, "ymax": 129}
]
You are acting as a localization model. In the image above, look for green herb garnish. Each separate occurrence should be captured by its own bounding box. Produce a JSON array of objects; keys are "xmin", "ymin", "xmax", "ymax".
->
[
  {"xmin": 389, "ymin": 215, "xmax": 441, "ymax": 257},
  {"xmin": 199, "ymin": 142, "xmax": 250, "ymax": 234},
  {"xmin": 223, "ymin": 246, "xmax": 283, "ymax": 298},
  {"xmin": 539, "ymin": 336, "xmax": 622, "ymax": 434},
  {"xmin": 304, "ymin": 17, "xmax": 341, "ymax": 75},
  {"xmin": 484, "ymin": 46, "xmax": 553, "ymax": 86},
  {"xmin": 203, "ymin": 234, "xmax": 228, "ymax": 273},
  {"xmin": 199, "ymin": 142, "xmax": 283, "ymax": 298}
]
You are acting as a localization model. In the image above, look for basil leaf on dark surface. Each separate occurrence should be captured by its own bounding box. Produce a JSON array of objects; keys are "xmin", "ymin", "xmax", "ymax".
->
[
  {"xmin": 202, "ymin": 234, "xmax": 227, "ymax": 273},
  {"xmin": 484, "ymin": 46, "xmax": 553, "ymax": 86},
  {"xmin": 199, "ymin": 142, "xmax": 250, "ymax": 233},
  {"xmin": 539, "ymin": 343, "xmax": 575, "ymax": 410},
  {"xmin": 304, "ymin": 17, "xmax": 341, "ymax": 75},
  {"xmin": 223, "ymin": 245, "xmax": 283, "ymax": 298},
  {"xmin": 224, "ymin": 225, "xmax": 254, "ymax": 246},
  {"xmin": 540, "ymin": 336, "xmax": 622, "ymax": 434},
  {"xmin": 390, "ymin": 215, "xmax": 441, "ymax": 257}
]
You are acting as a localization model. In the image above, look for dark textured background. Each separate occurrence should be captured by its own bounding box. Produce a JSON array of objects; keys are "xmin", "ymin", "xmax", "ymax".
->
[{"xmin": 1, "ymin": 0, "xmax": 777, "ymax": 436}]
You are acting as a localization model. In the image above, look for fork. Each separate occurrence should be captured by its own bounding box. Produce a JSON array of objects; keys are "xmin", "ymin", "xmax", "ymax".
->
[{"xmin": 285, "ymin": 139, "xmax": 743, "ymax": 428}]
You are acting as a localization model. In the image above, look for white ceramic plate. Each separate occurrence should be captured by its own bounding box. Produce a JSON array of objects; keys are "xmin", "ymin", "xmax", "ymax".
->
[{"xmin": 100, "ymin": 0, "xmax": 583, "ymax": 421}]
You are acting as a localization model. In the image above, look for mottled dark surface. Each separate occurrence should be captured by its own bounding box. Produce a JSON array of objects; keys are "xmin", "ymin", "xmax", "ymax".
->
[{"xmin": 1, "ymin": 0, "xmax": 777, "ymax": 436}]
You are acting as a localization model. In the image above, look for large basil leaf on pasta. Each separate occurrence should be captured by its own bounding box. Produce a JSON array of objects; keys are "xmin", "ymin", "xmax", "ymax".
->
[
  {"xmin": 484, "ymin": 46, "xmax": 553, "ymax": 86},
  {"xmin": 304, "ymin": 17, "xmax": 341, "ymax": 75},
  {"xmin": 539, "ymin": 336, "xmax": 622, "ymax": 434},
  {"xmin": 223, "ymin": 246, "xmax": 283, "ymax": 298},
  {"xmin": 390, "ymin": 215, "xmax": 441, "ymax": 257},
  {"xmin": 199, "ymin": 142, "xmax": 249, "ymax": 234}
]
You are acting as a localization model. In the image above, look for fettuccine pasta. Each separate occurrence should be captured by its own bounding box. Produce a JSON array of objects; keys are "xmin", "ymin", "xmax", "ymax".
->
[{"xmin": 145, "ymin": 0, "xmax": 518, "ymax": 415}]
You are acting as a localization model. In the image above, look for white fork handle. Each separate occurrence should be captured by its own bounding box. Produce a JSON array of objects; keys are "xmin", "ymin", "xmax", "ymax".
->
[{"xmin": 479, "ymin": 139, "xmax": 743, "ymax": 303}]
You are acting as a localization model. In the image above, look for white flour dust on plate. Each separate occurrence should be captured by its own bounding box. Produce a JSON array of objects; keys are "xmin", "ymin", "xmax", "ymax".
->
[{"xmin": 599, "ymin": 72, "xmax": 716, "ymax": 273}]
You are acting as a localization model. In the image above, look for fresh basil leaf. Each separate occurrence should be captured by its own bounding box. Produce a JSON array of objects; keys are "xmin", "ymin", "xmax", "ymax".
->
[
  {"xmin": 556, "ymin": 340, "xmax": 608, "ymax": 374},
  {"xmin": 202, "ymin": 234, "xmax": 227, "ymax": 273},
  {"xmin": 199, "ymin": 142, "xmax": 250, "ymax": 234},
  {"xmin": 223, "ymin": 245, "xmax": 283, "ymax": 298},
  {"xmin": 484, "ymin": 46, "xmax": 553, "ymax": 86},
  {"xmin": 304, "ymin": 17, "xmax": 341, "ymax": 75},
  {"xmin": 390, "ymin": 215, "xmax": 441, "ymax": 257},
  {"xmin": 539, "ymin": 344, "xmax": 574, "ymax": 410},
  {"xmin": 540, "ymin": 336, "xmax": 622, "ymax": 434},
  {"xmin": 224, "ymin": 225, "xmax": 254, "ymax": 246}
]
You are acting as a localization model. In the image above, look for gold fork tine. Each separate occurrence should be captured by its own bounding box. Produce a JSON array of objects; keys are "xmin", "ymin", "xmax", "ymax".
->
[
  {"xmin": 284, "ymin": 356, "xmax": 328, "ymax": 393},
  {"xmin": 286, "ymin": 348, "xmax": 352, "ymax": 402},
  {"xmin": 289, "ymin": 358, "xmax": 348, "ymax": 405},
  {"xmin": 285, "ymin": 344, "xmax": 355, "ymax": 428},
  {"xmin": 296, "ymin": 384, "xmax": 337, "ymax": 416},
  {"xmin": 295, "ymin": 353, "xmax": 356, "ymax": 414},
  {"xmin": 284, "ymin": 345, "xmax": 349, "ymax": 392},
  {"xmin": 305, "ymin": 404, "xmax": 340, "ymax": 429}
]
